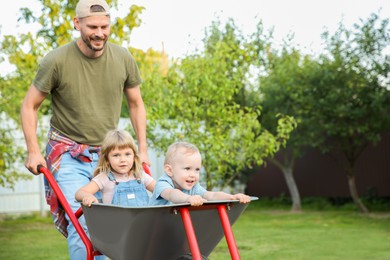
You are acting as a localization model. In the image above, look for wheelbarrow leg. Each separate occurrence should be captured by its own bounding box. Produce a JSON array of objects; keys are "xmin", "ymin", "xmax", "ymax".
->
[
  {"xmin": 178, "ymin": 207, "xmax": 202, "ymax": 260},
  {"xmin": 217, "ymin": 204, "xmax": 240, "ymax": 260}
]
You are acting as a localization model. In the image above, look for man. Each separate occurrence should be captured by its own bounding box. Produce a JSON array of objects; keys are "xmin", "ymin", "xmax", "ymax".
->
[{"xmin": 20, "ymin": 0, "xmax": 149, "ymax": 259}]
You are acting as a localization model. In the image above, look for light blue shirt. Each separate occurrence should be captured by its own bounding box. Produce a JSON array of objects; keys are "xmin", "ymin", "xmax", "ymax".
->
[{"xmin": 149, "ymin": 173, "xmax": 207, "ymax": 206}]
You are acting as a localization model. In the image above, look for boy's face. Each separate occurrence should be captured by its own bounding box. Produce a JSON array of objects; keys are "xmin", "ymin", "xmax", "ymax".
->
[
  {"xmin": 108, "ymin": 147, "xmax": 135, "ymax": 175},
  {"xmin": 165, "ymin": 150, "xmax": 202, "ymax": 191}
]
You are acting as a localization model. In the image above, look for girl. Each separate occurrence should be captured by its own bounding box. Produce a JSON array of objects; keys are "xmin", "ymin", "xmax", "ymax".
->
[{"xmin": 76, "ymin": 129, "xmax": 155, "ymax": 207}]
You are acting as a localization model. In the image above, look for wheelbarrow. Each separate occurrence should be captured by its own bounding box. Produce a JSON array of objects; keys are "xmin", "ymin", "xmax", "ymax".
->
[{"xmin": 37, "ymin": 165, "xmax": 257, "ymax": 260}]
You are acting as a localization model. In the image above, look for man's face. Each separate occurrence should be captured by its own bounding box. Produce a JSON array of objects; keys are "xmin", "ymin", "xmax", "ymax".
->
[{"xmin": 75, "ymin": 15, "xmax": 110, "ymax": 52}]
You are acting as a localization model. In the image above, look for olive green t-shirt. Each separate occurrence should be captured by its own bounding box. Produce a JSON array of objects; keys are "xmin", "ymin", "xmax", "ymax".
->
[{"xmin": 33, "ymin": 41, "xmax": 142, "ymax": 145}]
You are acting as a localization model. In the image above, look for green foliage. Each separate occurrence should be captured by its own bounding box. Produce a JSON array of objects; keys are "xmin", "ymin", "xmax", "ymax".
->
[
  {"xmin": 257, "ymin": 12, "xmax": 390, "ymax": 212},
  {"xmin": 308, "ymin": 13, "xmax": 389, "ymax": 212},
  {"xmin": 0, "ymin": 74, "xmax": 34, "ymax": 188},
  {"xmin": 260, "ymin": 46, "xmax": 319, "ymax": 158},
  {"xmin": 0, "ymin": 123, "xmax": 31, "ymax": 188},
  {"xmin": 2, "ymin": 1, "xmax": 387, "ymax": 201},
  {"xmin": 121, "ymin": 47, "xmax": 168, "ymax": 118},
  {"xmin": 142, "ymin": 19, "xmax": 296, "ymax": 189},
  {"xmin": 110, "ymin": 5, "xmax": 145, "ymax": 46},
  {"xmin": 314, "ymin": 13, "xmax": 390, "ymax": 156}
]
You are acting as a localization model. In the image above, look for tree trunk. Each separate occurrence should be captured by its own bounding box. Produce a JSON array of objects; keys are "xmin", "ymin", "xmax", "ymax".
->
[
  {"xmin": 328, "ymin": 145, "xmax": 369, "ymax": 213},
  {"xmin": 282, "ymin": 167, "xmax": 302, "ymax": 212},
  {"xmin": 342, "ymin": 143, "xmax": 370, "ymax": 213},
  {"xmin": 270, "ymin": 157, "xmax": 302, "ymax": 212},
  {"xmin": 346, "ymin": 173, "xmax": 369, "ymax": 213}
]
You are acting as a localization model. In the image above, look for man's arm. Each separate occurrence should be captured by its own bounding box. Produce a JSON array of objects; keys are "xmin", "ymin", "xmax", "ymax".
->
[
  {"xmin": 123, "ymin": 85, "xmax": 150, "ymax": 165},
  {"xmin": 20, "ymin": 84, "xmax": 47, "ymax": 175}
]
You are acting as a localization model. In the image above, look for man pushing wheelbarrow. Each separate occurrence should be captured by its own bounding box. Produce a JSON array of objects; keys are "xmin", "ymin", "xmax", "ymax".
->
[{"xmin": 21, "ymin": 0, "xmax": 149, "ymax": 258}]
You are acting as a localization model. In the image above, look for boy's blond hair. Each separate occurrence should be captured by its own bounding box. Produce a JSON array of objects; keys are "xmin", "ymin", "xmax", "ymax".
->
[
  {"xmin": 164, "ymin": 141, "xmax": 200, "ymax": 165},
  {"xmin": 94, "ymin": 129, "xmax": 142, "ymax": 178}
]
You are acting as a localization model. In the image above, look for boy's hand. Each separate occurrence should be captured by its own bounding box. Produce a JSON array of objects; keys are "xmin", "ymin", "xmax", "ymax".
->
[
  {"xmin": 187, "ymin": 195, "xmax": 207, "ymax": 206},
  {"xmin": 232, "ymin": 193, "xmax": 251, "ymax": 203},
  {"xmin": 82, "ymin": 195, "xmax": 99, "ymax": 207}
]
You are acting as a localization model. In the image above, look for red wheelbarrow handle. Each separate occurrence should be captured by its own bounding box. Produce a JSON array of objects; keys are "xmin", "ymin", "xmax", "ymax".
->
[
  {"xmin": 142, "ymin": 163, "xmax": 152, "ymax": 176},
  {"xmin": 35, "ymin": 163, "xmax": 151, "ymax": 260},
  {"xmin": 37, "ymin": 164, "xmax": 101, "ymax": 260}
]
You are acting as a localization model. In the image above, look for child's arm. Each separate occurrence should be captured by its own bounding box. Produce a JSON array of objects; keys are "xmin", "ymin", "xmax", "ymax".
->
[
  {"xmin": 203, "ymin": 191, "xmax": 251, "ymax": 203},
  {"xmin": 161, "ymin": 188, "xmax": 207, "ymax": 206},
  {"xmin": 75, "ymin": 181, "xmax": 100, "ymax": 207},
  {"xmin": 146, "ymin": 179, "xmax": 156, "ymax": 192}
]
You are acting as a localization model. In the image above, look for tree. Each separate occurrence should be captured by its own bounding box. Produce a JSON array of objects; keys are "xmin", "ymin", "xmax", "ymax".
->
[
  {"xmin": 142, "ymin": 19, "xmax": 296, "ymax": 190},
  {"xmin": 257, "ymin": 13, "xmax": 390, "ymax": 212},
  {"xmin": 121, "ymin": 47, "xmax": 169, "ymax": 117},
  {"xmin": 0, "ymin": 0, "xmax": 145, "ymax": 187},
  {"xmin": 309, "ymin": 13, "xmax": 390, "ymax": 213},
  {"xmin": 258, "ymin": 43, "xmax": 320, "ymax": 211},
  {"xmin": 0, "ymin": 76, "xmax": 31, "ymax": 187}
]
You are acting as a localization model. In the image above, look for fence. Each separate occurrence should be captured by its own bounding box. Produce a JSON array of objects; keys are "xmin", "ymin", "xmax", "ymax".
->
[{"xmin": 0, "ymin": 173, "xmax": 47, "ymax": 216}]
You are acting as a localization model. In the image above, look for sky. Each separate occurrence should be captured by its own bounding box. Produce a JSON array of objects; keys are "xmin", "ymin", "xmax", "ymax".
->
[{"xmin": 1, "ymin": 0, "xmax": 389, "ymax": 75}]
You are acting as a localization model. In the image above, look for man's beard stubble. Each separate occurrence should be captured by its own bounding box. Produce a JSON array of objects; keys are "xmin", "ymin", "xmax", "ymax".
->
[{"xmin": 82, "ymin": 35, "xmax": 108, "ymax": 52}]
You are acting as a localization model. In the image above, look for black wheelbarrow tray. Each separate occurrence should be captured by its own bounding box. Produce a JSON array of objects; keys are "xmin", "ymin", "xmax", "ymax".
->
[{"xmin": 38, "ymin": 165, "xmax": 258, "ymax": 260}]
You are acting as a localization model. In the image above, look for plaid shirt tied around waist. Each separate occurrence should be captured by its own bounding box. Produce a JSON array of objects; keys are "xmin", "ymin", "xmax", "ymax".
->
[{"xmin": 45, "ymin": 128, "xmax": 100, "ymax": 237}]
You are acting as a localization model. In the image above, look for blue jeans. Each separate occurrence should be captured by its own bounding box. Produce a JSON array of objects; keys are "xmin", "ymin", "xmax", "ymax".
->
[{"xmin": 54, "ymin": 152, "xmax": 105, "ymax": 260}]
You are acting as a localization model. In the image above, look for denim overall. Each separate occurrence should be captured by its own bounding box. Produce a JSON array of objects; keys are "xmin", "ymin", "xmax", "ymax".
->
[{"xmin": 108, "ymin": 172, "xmax": 149, "ymax": 206}]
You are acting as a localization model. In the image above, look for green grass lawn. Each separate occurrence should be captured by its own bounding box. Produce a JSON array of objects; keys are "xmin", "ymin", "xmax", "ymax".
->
[
  {"xmin": 1, "ymin": 201, "xmax": 389, "ymax": 259},
  {"xmin": 211, "ymin": 209, "xmax": 390, "ymax": 259},
  {"xmin": 0, "ymin": 215, "xmax": 69, "ymax": 260}
]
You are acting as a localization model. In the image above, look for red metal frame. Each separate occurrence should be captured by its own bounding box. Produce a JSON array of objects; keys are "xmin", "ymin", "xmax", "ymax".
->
[
  {"xmin": 178, "ymin": 207, "xmax": 202, "ymax": 259},
  {"xmin": 217, "ymin": 204, "xmax": 240, "ymax": 259},
  {"xmin": 37, "ymin": 165, "xmax": 100, "ymax": 260},
  {"xmin": 38, "ymin": 165, "xmax": 241, "ymax": 260},
  {"xmin": 178, "ymin": 204, "xmax": 241, "ymax": 260},
  {"xmin": 142, "ymin": 163, "xmax": 152, "ymax": 176}
]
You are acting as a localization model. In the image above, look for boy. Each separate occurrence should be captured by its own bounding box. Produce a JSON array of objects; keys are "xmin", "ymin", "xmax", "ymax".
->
[{"xmin": 149, "ymin": 142, "xmax": 250, "ymax": 206}]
